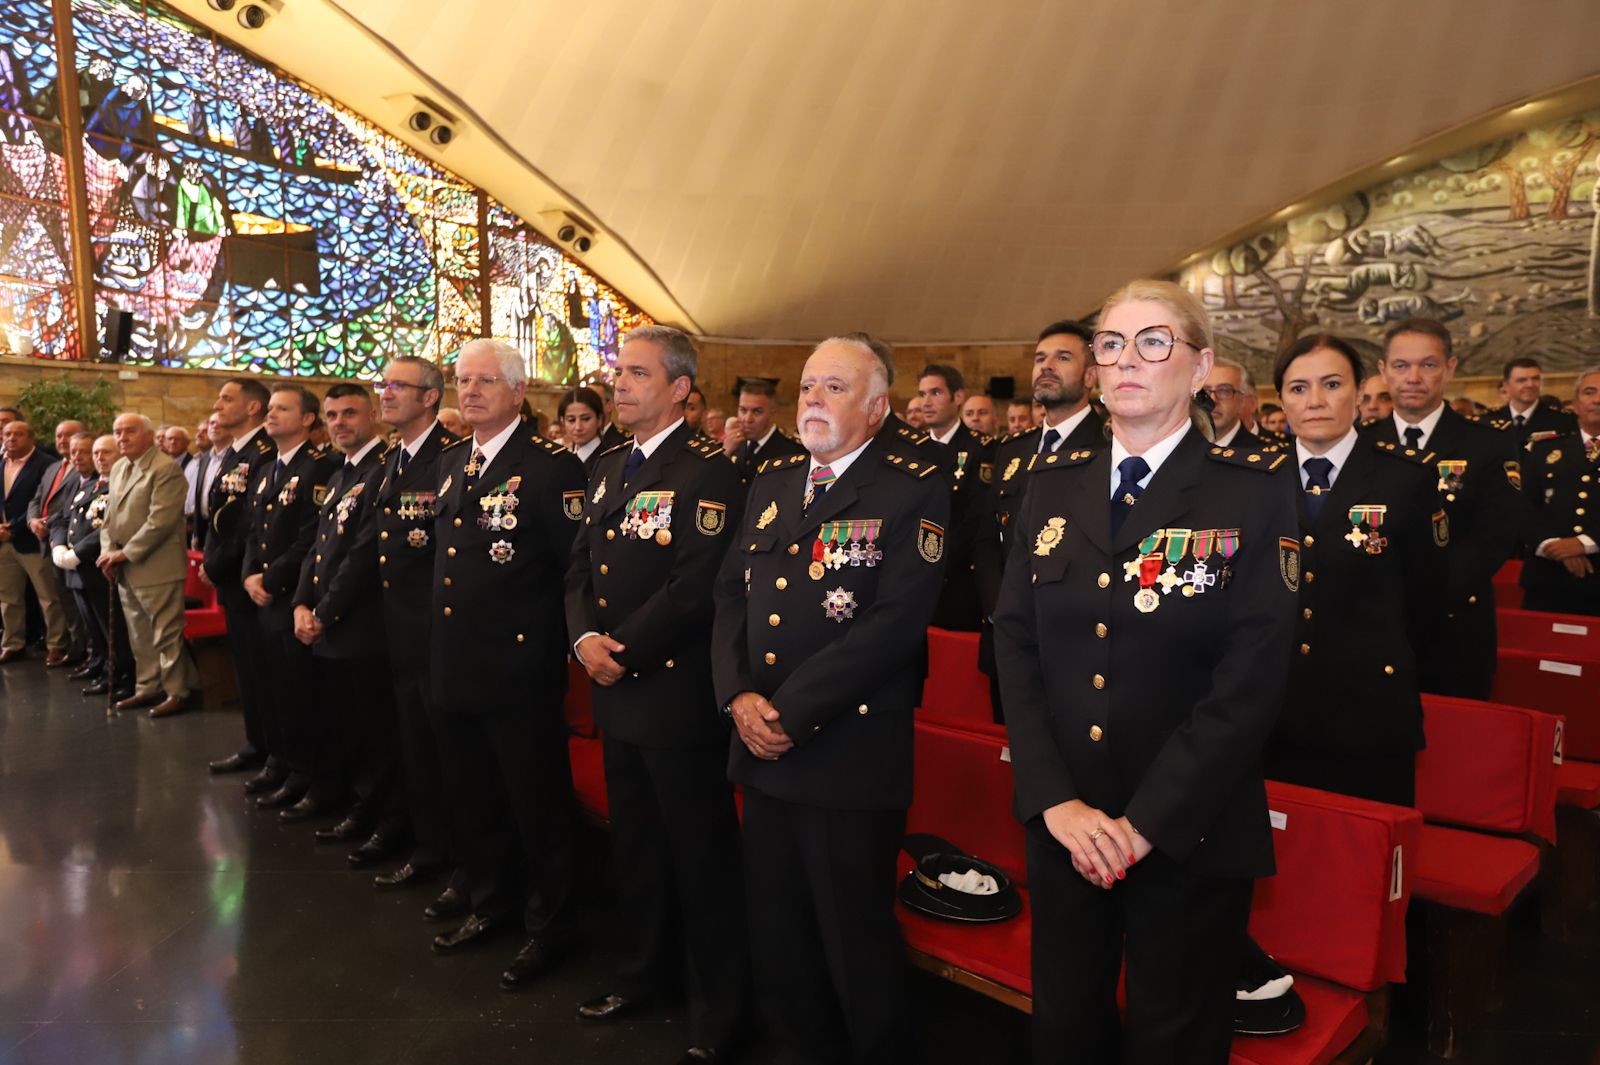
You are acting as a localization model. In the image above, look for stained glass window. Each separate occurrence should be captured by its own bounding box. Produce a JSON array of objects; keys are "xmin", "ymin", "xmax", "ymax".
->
[{"xmin": 0, "ymin": 0, "xmax": 650, "ymax": 381}]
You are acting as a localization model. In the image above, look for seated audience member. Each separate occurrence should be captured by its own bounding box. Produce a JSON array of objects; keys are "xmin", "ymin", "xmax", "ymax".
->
[
  {"xmin": 1519, "ymin": 366, "xmax": 1600, "ymax": 616},
  {"xmin": 1358, "ymin": 374, "xmax": 1395, "ymax": 423},
  {"xmin": 961, "ymin": 393, "xmax": 997, "ymax": 437},
  {"xmin": 1005, "ymin": 398, "xmax": 1033, "ymax": 434}
]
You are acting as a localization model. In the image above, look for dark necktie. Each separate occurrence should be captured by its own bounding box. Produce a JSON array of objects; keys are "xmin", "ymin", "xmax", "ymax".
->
[
  {"xmin": 1303, "ymin": 457, "xmax": 1334, "ymax": 522},
  {"xmin": 623, "ymin": 446, "xmax": 645, "ymax": 486},
  {"xmin": 1403, "ymin": 426, "xmax": 1422, "ymax": 451},
  {"xmin": 1039, "ymin": 428, "xmax": 1061, "ymax": 454},
  {"xmin": 397, "ymin": 446, "xmax": 410, "ymax": 475},
  {"xmin": 740, "ymin": 439, "xmax": 757, "ymax": 467},
  {"xmin": 1514, "ymin": 413, "xmax": 1526, "ymax": 430},
  {"xmin": 1109, "ymin": 455, "xmax": 1150, "ymax": 537},
  {"xmin": 269, "ymin": 458, "xmax": 286, "ymax": 495}
]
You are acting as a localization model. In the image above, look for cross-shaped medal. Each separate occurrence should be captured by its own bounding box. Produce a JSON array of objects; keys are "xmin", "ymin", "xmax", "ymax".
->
[
  {"xmin": 863, "ymin": 543, "xmax": 883, "ymax": 566},
  {"xmin": 1345, "ymin": 527, "xmax": 1367, "ymax": 547},
  {"xmin": 1157, "ymin": 566, "xmax": 1184, "ymax": 594},
  {"xmin": 1183, "ymin": 561, "xmax": 1216, "ymax": 594}
]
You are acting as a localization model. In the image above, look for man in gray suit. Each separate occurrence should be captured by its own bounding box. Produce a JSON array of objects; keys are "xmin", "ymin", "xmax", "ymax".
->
[
  {"xmin": 100, "ymin": 413, "xmax": 199, "ymax": 718},
  {"xmin": 27, "ymin": 419, "xmax": 89, "ymax": 669}
]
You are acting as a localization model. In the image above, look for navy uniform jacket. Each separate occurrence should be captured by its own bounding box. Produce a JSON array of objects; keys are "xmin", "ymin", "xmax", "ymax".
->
[
  {"xmin": 52, "ymin": 475, "xmax": 109, "ymax": 594},
  {"xmin": 1275, "ymin": 439, "xmax": 1447, "ymax": 759},
  {"xmin": 430, "ymin": 427, "xmax": 586, "ymax": 714},
  {"xmin": 240, "ymin": 443, "xmax": 339, "ymax": 632},
  {"xmin": 371, "ymin": 423, "xmax": 462, "ymax": 673},
  {"xmin": 994, "ymin": 430, "xmax": 1298, "ymax": 878},
  {"xmin": 292, "ymin": 443, "xmax": 387, "ymax": 660},
  {"xmin": 730, "ymin": 427, "xmax": 806, "ymax": 486},
  {"xmin": 1486, "ymin": 403, "xmax": 1577, "ymax": 447},
  {"xmin": 712, "ymin": 434, "xmax": 948, "ymax": 810},
  {"xmin": 565, "ymin": 422, "xmax": 744, "ymax": 749},
  {"xmin": 1361, "ymin": 407, "xmax": 1523, "ymax": 694},
  {"xmin": 876, "ymin": 412, "xmax": 942, "ymax": 466},
  {"xmin": 929, "ymin": 421, "xmax": 995, "ymax": 630},
  {"xmin": 203, "ymin": 429, "xmax": 277, "ymax": 586},
  {"xmin": 1519, "ymin": 432, "xmax": 1600, "ymax": 611},
  {"xmin": 1, "ymin": 449, "xmax": 53, "ymax": 552}
]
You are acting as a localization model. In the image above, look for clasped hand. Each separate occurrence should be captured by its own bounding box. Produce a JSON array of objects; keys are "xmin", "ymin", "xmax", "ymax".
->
[
  {"xmin": 730, "ymin": 691, "xmax": 792, "ymax": 761},
  {"xmin": 1042, "ymin": 799, "xmax": 1153, "ymax": 889}
]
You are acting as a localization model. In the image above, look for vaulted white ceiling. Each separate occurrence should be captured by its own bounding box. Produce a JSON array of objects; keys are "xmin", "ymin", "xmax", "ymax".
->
[{"xmin": 186, "ymin": 0, "xmax": 1600, "ymax": 341}]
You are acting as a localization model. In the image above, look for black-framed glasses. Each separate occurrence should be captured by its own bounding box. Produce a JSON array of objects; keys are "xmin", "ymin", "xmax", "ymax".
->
[
  {"xmin": 1090, "ymin": 325, "xmax": 1202, "ymax": 366},
  {"xmin": 1200, "ymin": 384, "xmax": 1240, "ymax": 401},
  {"xmin": 378, "ymin": 380, "xmax": 429, "ymax": 393}
]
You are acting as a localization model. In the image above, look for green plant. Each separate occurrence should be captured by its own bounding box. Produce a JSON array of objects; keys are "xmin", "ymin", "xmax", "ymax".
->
[{"xmin": 15, "ymin": 373, "xmax": 118, "ymax": 434}]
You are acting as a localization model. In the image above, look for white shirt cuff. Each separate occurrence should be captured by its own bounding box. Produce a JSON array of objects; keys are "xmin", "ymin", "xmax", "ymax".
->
[{"xmin": 572, "ymin": 631, "xmax": 601, "ymax": 663}]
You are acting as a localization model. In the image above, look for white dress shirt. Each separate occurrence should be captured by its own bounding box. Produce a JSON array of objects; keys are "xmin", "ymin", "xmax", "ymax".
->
[
  {"xmin": 1039, "ymin": 405, "xmax": 1093, "ymax": 453},
  {"xmin": 1294, "ymin": 428, "xmax": 1361, "ymax": 490},
  {"xmin": 1392, "ymin": 404, "xmax": 1446, "ymax": 451},
  {"xmin": 1108, "ymin": 423, "xmax": 1189, "ymax": 497}
]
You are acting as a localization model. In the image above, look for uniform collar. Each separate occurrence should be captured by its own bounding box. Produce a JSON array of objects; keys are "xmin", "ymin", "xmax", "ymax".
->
[
  {"xmin": 470, "ymin": 418, "xmax": 521, "ymax": 466},
  {"xmin": 1394, "ymin": 403, "xmax": 1445, "ymax": 448},
  {"xmin": 929, "ymin": 421, "xmax": 960, "ymax": 445},
  {"xmin": 1108, "ymin": 420, "xmax": 1189, "ymax": 494},
  {"xmin": 807, "ymin": 437, "xmax": 871, "ymax": 482},
  {"xmin": 1295, "ymin": 427, "xmax": 1360, "ymax": 485},
  {"xmin": 1212, "ymin": 421, "xmax": 1242, "ymax": 447},
  {"xmin": 401, "ymin": 419, "xmax": 440, "ymax": 459},
  {"xmin": 231, "ymin": 423, "xmax": 265, "ymax": 450},
  {"xmin": 631, "ymin": 417, "xmax": 685, "ymax": 461},
  {"xmin": 343, "ymin": 435, "xmax": 381, "ymax": 469},
  {"xmin": 276, "ymin": 439, "xmax": 307, "ymax": 466},
  {"xmin": 1040, "ymin": 405, "xmax": 1092, "ymax": 450}
]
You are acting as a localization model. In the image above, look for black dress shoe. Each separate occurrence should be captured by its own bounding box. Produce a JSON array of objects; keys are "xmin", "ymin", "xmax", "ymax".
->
[
  {"xmin": 576, "ymin": 992, "xmax": 637, "ymax": 1023},
  {"xmin": 424, "ymin": 886, "xmax": 468, "ymax": 922},
  {"xmin": 278, "ymin": 796, "xmax": 330, "ymax": 822},
  {"xmin": 500, "ymin": 938, "xmax": 564, "ymax": 990},
  {"xmin": 68, "ymin": 663, "xmax": 102, "ymax": 680},
  {"xmin": 81, "ymin": 680, "xmax": 111, "ymax": 697},
  {"xmin": 374, "ymin": 862, "xmax": 437, "ymax": 890},
  {"xmin": 243, "ymin": 770, "xmax": 282, "ymax": 796},
  {"xmin": 255, "ymin": 784, "xmax": 302, "ymax": 810},
  {"xmin": 313, "ymin": 817, "xmax": 369, "ymax": 844},
  {"xmin": 209, "ymin": 752, "xmax": 261, "ymax": 775},
  {"xmin": 432, "ymin": 914, "xmax": 501, "ymax": 954},
  {"xmin": 347, "ymin": 834, "xmax": 402, "ymax": 869}
]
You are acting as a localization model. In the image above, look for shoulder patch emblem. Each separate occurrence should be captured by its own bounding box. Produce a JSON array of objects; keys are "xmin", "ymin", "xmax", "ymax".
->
[
  {"xmin": 696, "ymin": 499, "xmax": 727, "ymax": 535},
  {"xmin": 918, "ymin": 520, "xmax": 945, "ymax": 564},
  {"xmin": 1003, "ymin": 457, "xmax": 1021, "ymax": 482},
  {"xmin": 1279, "ymin": 536, "xmax": 1300, "ymax": 592},
  {"xmin": 1505, "ymin": 460, "xmax": 1522, "ymax": 490},
  {"xmin": 563, "ymin": 490, "xmax": 583, "ymax": 520}
]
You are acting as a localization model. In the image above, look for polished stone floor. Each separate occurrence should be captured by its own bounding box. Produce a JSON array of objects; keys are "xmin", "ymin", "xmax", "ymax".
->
[{"xmin": 0, "ymin": 659, "xmax": 1595, "ymax": 1064}]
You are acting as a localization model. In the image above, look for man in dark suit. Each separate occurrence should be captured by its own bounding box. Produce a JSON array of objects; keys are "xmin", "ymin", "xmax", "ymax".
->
[
  {"xmin": 1519, "ymin": 367, "xmax": 1600, "ymax": 616},
  {"xmin": 566, "ymin": 326, "xmax": 748, "ymax": 1063},
  {"xmin": 1203, "ymin": 357, "xmax": 1265, "ymax": 450},
  {"xmin": 713, "ymin": 337, "xmax": 948, "ymax": 1064},
  {"xmin": 918, "ymin": 363, "xmax": 993, "ymax": 631},
  {"xmin": 1360, "ymin": 317, "xmax": 1524, "ymax": 698},
  {"xmin": 159, "ymin": 425, "xmax": 194, "ymax": 470},
  {"xmin": 0, "ymin": 420, "xmax": 68, "ymax": 664},
  {"xmin": 202, "ymin": 379, "xmax": 279, "ymax": 780},
  {"xmin": 189, "ymin": 414, "xmax": 233, "ymax": 554},
  {"xmin": 1488, "ymin": 356, "xmax": 1577, "ymax": 445},
  {"xmin": 977, "ymin": 321, "xmax": 1107, "ymax": 718},
  {"xmin": 242, "ymin": 385, "xmax": 340, "ymax": 819},
  {"xmin": 28, "ymin": 419, "xmax": 90, "ymax": 668},
  {"xmin": 368, "ymin": 357, "xmax": 465, "ymax": 906},
  {"xmin": 292, "ymin": 384, "xmax": 400, "ymax": 865},
  {"xmin": 50, "ymin": 433, "xmax": 132, "ymax": 696},
  {"xmin": 723, "ymin": 377, "xmax": 805, "ymax": 484},
  {"xmin": 428, "ymin": 339, "xmax": 586, "ymax": 993}
]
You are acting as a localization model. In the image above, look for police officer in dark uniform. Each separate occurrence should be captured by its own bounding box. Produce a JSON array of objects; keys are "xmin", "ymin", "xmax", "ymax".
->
[
  {"xmin": 917, "ymin": 363, "xmax": 993, "ymax": 631},
  {"xmin": 428, "ymin": 340, "xmax": 587, "ymax": 994},
  {"xmin": 292, "ymin": 384, "xmax": 401, "ymax": 863},
  {"xmin": 54, "ymin": 433, "xmax": 133, "ymax": 697},
  {"xmin": 1361, "ymin": 317, "xmax": 1524, "ymax": 698},
  {"xmin": 202, "ymin": 378, "xmax": 279, "ymax": 781},
  {"xmin": 976, "ymin": 321, "xmax": 1106, "ymax": 719},
  {"xmin": 724, "ymin": 378, "xmax": 805, "ymax": 486},
  {"xmin": 1267, "ymin": 335, "xmax": 1446, "ymax": 806},
  {"xmin": 713, "ymin": 336, "xmax": 948, "ymax": 1065},
  {"xmin": 241, "ymin": 385, "xmax": 340, "ymax": 820},
  {"xmin": 566, "ymin": 326, "xmax": 749, "ymax": 1063},
  {"xmin": 995, "ymin": 282, "xmax": 1297, "ymax": 1065},
  {"xmin": 1519, "ymin": 367, "xmax": 1600, "ymax": 616},
  {"xmin": 367, "ymin": 357, "xmax": 466, "ymax": 905},
  {"xmin": 1487, "ymin": 355, "xmax": 1576, "ymax": 446}
]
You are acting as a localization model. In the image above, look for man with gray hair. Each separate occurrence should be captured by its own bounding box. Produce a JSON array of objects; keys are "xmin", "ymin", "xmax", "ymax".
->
[
  {"xmin": 1202, "ymin": 357, "xmax": 1263, "ymax": 449},
  {"xmin": 28, "ymin": 418, "xmax": 91, "ymax": 668},
  {"xmin": 712, "ymin": 336, "xmax": 949, "ymax": 1064}
]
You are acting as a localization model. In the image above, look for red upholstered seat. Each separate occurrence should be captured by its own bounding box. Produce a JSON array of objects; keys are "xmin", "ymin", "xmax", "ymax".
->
[
  {"xmin": 568, "ymin": 735, "xmax": 607, "ymax": 821},
  {"xmin": 1491, "ymin": 648, "xmax": 1600, "ymax": 762},
  {"xmin": 563, "ymin": 658, "xmax": 596, "ymax": 737},
  {"xmin": 1254, "ymin": 783, "xmax": 1419, "ymax": 991},
  {"xmin": 182, "ymin": 550, "xmax": 226, "ymax": 640},
  {"xmin": 1556, "ymin": 759, "xmax": 1600, "ymax": 809},
  {"xmin": 1492, "ymin": 560, "xmax": 1522, "ymax": 609},
  {"xmin": 1413, "ymin": 824, "xmax": 1539, "ymax": 915},
  {"xmin": 919, "ymin": 628, "xmax": 1003, "ymax": 737},
  {"xmin": 896, "ymin": 864, "xmax": 1034, "ymax": 995},
  {"xmin": 1228, "ymin": 976, "xmax": 1370, "ymax": 1065},
  {"xmin": 1497, "ymin": 608, "xmax": 1600, "ymax": 659},
  {"xmin": 907, "ymin": 721, "xmax": 1025, "ymax": 882},
  {"xmin": 1417, "ymin": 695, "xmax": 1560, "ymax": 842}
]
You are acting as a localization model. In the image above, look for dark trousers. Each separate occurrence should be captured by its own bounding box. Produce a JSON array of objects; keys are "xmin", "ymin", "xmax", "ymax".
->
[
  {"xmin": 740, "ymin": 789, "xmax": 908, "ymax": 1065},
  {"xmin": 394, "ymin": 670, "xmax": 457, "ymax": 876},
  {"xmin": 1424, "ymin": 595, "xmax": 1496, "ymax": 700},
  {"xmin": 603, "ymin": 735, "xmax": 749, "ymax": 1047},
  {"xmin": 218, "ymin": 582, "xmax": 272, "ymax": 764},
  {"xmin": 1267, "ymin": 746, "xmax": 1416, "ymax": 807},
  {"xmin": 1026, "ymin": 820, "xmax": 1254, "ymax": 1065},
  {"xmin": 435, "ymin": 704, "xmax": 575, "ymax": 942},
  {"xmin": 258, "ymin": 614, "xmax": 335, "ymax": 801},
  {"xmin": 318, "ymin": 653, "xmax": 402, "ymax": 836},
  {"xmin": 73, "ymin": 580, "xmax": 131, "ymax": 686}
]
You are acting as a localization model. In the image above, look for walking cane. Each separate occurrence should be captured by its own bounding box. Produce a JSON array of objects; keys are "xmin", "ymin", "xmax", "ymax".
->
[{"xmin": 105, "ymin": 574, "xmax": 118, "ymax": 720}]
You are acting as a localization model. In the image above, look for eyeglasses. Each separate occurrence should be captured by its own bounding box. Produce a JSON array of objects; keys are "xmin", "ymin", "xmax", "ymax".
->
[
  {"xmin": 1200, "ymin": 385, "xmax": 1240, "ymax": 401},
  {"xmin": 378, "ymin": 380, "xmax": 429, "ymax": 393},
  {"xmin": 454, "ymin": 374, "xmax": 507, "ymax": 389},
  {"xmin": 1090, "ymin": 325, "xmax": 1202, "ymax": 366}
]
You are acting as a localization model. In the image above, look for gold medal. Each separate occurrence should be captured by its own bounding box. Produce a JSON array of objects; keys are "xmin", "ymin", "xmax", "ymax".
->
[
  {"xmin": 808, "ymin": 561, "xmax": 826, "ymax": 581},
  {"xmin": 501, "ymin": 513, "xmax": 518, "ymax": 530},
  {"xmin": 655, "ymin": 529, "xmax": 672, "ymax": 546},
  {"xmin": 1134, "ymin": 588, "xmax": 1160, "ymax": 613}
]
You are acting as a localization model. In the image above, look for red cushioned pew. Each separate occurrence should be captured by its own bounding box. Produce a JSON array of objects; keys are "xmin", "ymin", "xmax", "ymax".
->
[
  {"xmin": 1491, "ymin": 560, "xmax": 1522, "ymax": 609},
  {"xmin": 1490, "ymin": 648, "xmax": 1600, "ymax": 809},
  {"xmin": 920, "ymin": 627, "xmax": 1004, "ymax": 737},
  {"xmin": 183, "ymin": 550, "xmax": 227, "ymax": 640},
  {"xmin": 563, "ymin": 658, "xmax": 608, "ymax": 822},
  {"xmin": 1496, "ymin": 607, "xmax": 1600, "ymax": 660}
]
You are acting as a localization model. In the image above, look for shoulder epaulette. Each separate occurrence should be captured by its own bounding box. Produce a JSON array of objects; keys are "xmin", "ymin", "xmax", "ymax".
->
[
  {"xmin": 1488, "ymin": 418, "xmax": 1512, "ymax": 431},
  {"xmin": 532, "ymin": 433, "xmax": 566, "ymax": 454},
  {"xmin": 896, "ymin": 424, "xmax": 932, "ymax": 445},
  {"xmin": 882, "ymin": 451, "xmax": 939, "ymax": 478},
  {"xmin": 756, "ymin": 452, "xmax": 807, "ymax": 475},
  {"xmin": 977, "ymin": 432, "xmax": 995, "ymax": 446},
  {"xmin": 1207, "ymin": 444, "xmax": 1287, "ymax": 471},
  {"xmin": 1031, "ymin": 447, "xmax": 1097, "ymax": 471},
  {"xmin": 439, "ymin": 436, "xmax": 468, "ymax": 451},
  {"xmin": 999, "ymin": 427, "xmax": 1041, "ymax": 446},
  {"xmin": 308, "ymin": 444, "xmax": 329, "ymax": 459},
  {"xmin": 597, "ymin": 440, "xmax": 630, "ymax": 460},
  {"xmin": 1358, "ymin": 417, "xmax": 1379, "ymax": 429},
  {"xmin": 687, "ymin": 436, "xmax": 724, "ymax": 459},
  {"xmin": 254, "ymin": 437, "xmax": 271, "ymax": 453},
  {"xmin": 380, "ymin": 441, "xmax": 398, "ymax": 459},
  {"xmin": 1373, "ymin": 438, "xmax": 1436, "ymax": 466}
]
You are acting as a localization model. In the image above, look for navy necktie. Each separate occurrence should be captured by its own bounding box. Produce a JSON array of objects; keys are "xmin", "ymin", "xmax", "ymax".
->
[
  {"xmin": 1039, "ymin": 428, "xmax": 1061, "ymax": 454},
  {"xmin": 1109, "ymin": 455, "xmax": 1150, "ymax": 537},
  {"xmin": 397, "ymin": 447, "xmax": 410, "ymax": 475},
  {"xmin": 269, "ymin": 458, "xmax": 286, "ymax": 494},
  {"xmin": 1403, "ymin": 426, "xmax": 1422, "ymax": 451},
  {"xmin": 1303, "ymin": 457, "xmax": 1334, "ymax": 522},
  {"xmin": 623, "ymin": 446, "xmax": 645, "ymax": 485}
]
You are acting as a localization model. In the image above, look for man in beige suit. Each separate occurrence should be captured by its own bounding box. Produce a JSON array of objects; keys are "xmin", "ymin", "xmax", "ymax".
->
[{"xmin": 100, "ymin": 413, "xmax": 199, "ymax": 718}]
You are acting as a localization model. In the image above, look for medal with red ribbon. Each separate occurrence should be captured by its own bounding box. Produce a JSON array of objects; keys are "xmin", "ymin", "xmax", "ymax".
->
[{"xmin": 1132, "ymin": 530, "xmax": 1166, "ymax": 613}]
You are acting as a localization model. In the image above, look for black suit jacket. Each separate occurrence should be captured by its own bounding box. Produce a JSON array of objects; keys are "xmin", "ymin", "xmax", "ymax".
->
[
  {"xmin": 52, "ymin": 475, "xmax": 108, "ymax": 593},
  {"xmin": 994, "ymin": 430, "xmax": 1298, "ymax": 877},
  {"xmin": 430, "ymin": 427, "xmax": 587, "ymax": 714},
  {"xmin": 1519, "ymin": 432, "xmax": 1600, "ymax": 610},
  {"xmin": 730, "ymin": 427, "xmax": 806, "ymax": 486},
  {"xmin": 189, "ymin": 450, "xmax": 212, "ymax": 551},
  {"xmin": 240, "ymin": 443, "xmax": 339, "ymax": 632},
  {"xmin": 2, "ymin": 450, "xmax": 53, "ymax": 553},
  {"xmin": 712, "ymin": 434, "xmax": 949, "ymax": 810},
  {"xmin": 1275, "ymin": 439, "xmax": 1446, "ymax": 762},
  {"xmin": 876, "ymin": 412, "xmax": 943, "ymax": 467},
  {"xmin": 566, "ymin": 422, "xmax": 744, "ymax": 748},
  {"xmin": 929, "ymin": 421, "xmax": 995, "ymax": 630},
  {"xmin": 1361, "ymin": 407, "xmax": 1523, "ymax": 694},
  {"xmin": 203, "ymin": 429, "xmax": 277, "ymax": 587},
  {"xmin": 292, "ymin": 444, "xmax": 388, "ymax": 659},
  {"xmin": 598, "ymin": 423, "xmax": 630, "ymax": 453},
  {"xmin": 1487, "ymin": 403, "xmax": 1577, "ymax": 447},
  {"xmin": 372, "ymin": 423, "xmax": 462, "ymax": 673}
]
